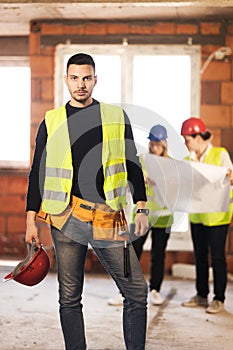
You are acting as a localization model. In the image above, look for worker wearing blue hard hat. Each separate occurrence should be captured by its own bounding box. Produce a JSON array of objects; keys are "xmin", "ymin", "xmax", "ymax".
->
[{"xmin": 108, "ymin": 124, "xmax": 173, "ymax": 307}]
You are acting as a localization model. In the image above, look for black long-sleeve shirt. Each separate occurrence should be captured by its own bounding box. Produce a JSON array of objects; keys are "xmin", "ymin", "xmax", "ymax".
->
[{"xmin": 26, "ymin": 99, "xmax": 147, "ymax": 212}]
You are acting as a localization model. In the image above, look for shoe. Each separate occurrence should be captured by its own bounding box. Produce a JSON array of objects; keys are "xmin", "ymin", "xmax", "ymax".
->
[
  {"xmin": 206, "ymin": 300, "xmax": 224, "ymax": 314},
  {"xmin": 149, "ymin": 290, "xmax": 163, "ymax": 305},
  {"xmin": 108, "ymin": 294, "xmax": 123, "ymax": 306},
  {"xmin": 182, "ymin": 295, "xmax": 208, "ymax": 308}
]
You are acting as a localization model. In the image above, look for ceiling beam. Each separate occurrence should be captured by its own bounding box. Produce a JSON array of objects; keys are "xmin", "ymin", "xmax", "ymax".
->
[{"xmin": 0, "ymin": 0, "xmax": 232, "ymax": 5}]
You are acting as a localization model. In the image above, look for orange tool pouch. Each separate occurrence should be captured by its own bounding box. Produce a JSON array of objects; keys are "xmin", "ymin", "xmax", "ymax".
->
[
  {"xmin": 93, "ymin": 209, "xmax": 128, "ymax": 241},
  {"xmin": 37, "ymin": 205, "xmax": 72, "ymax": 230},
  {"xmin": 37, "ymin": 196, "xmax": 129, "ymax": 241}
]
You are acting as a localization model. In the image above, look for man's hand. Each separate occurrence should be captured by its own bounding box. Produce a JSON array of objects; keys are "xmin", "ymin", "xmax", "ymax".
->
[
  {"xmin": 134, "ymin": 201, "xmax": 149, "ymax": 236},
  {"xmin": 26, "ymin": 211, "xmax": 40, "ymax": 247},
  {"xmin": 134, "ymin": 213, "xmax": 149, "ymax": 236}
]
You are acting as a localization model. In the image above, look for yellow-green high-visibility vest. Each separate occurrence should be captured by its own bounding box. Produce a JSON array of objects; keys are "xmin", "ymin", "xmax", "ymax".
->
[
  {"xmin": 42, "ymin": 102, "xmax": 127, "ymax": 214},
  {"xmin": 189, "ymin": 147, "xmax": 233, "ymax": 226},
  {"xmin": 145, "ymin": 180, "xmax": 174, "ymax": 228}
]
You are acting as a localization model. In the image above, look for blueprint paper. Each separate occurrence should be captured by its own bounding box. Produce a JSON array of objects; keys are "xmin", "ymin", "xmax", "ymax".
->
[{"xmin": 140, "ymin": 153, "xmax": 230, "ymax": 213}]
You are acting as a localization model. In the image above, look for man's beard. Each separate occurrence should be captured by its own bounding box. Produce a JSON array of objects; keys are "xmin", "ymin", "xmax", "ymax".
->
[{"xmin": 72, "ymin": 91, "xmax": 91, "ymax": 104}]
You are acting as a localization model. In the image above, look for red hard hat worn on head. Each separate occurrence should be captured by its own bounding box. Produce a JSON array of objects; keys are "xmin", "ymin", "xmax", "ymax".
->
[
  {"xmin": 181, "ymin": 117, "xmax": 206, "ymax": 136},
  {"xmin": 3, "ymin": 240, "xmax": 50, "ymax": 286}
]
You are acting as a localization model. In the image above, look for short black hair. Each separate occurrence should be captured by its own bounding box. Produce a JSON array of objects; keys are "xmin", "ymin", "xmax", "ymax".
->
[{"xmin": 66, "ymin": 53, "xmax": 95, "ymax": 73}]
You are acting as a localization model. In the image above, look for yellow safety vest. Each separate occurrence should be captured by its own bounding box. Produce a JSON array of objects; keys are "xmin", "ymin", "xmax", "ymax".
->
[
  {"xmin": 42, "ymin": 102, "xmax": 127, "ymax": 214},
  {"xmin": 189, "ymin": 147, "xmax": 233, "ymax": 226}
]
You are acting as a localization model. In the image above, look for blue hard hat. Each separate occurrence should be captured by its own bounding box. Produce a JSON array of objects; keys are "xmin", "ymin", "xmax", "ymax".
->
[{"xmin": 148, "ymin": 124, "xmax": 168, "ymax": 141}]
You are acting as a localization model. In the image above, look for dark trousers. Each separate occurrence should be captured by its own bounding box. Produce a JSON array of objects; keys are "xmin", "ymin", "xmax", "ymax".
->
[
  {"xmin": 131, "ymin": 225, "xmax": 170, "ymax": 292},
  {"xmin": 190, "ymin": 223, "xmax": 229, "ymax": 302}
]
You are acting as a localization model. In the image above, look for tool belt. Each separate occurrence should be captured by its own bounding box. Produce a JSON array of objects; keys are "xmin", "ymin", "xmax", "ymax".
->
[{"xmin": 37, "ymin": 196, "xmax": 129, "ymax": 241}]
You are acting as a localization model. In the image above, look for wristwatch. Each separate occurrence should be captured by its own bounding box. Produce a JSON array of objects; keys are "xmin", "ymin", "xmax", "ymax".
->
[{"xmin": 136, "ymin": 208, "xmax": 149, "ymax": 216}]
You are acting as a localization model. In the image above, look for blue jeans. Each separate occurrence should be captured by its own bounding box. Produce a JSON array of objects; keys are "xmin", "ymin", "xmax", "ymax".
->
[{"xmin": 51, "ymin": 216, "xmax": 148, "ymax": 350}]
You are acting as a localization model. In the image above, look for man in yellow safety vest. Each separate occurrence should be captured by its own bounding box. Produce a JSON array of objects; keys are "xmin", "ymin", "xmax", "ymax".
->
[{"xmin": 25, "ymin": 53, "xmax": 149, "ymax": 350}]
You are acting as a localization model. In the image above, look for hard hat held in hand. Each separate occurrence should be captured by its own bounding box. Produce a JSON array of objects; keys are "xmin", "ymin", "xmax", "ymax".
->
[{"xmin": 3, "ymin": 239, "xmax": 50, "ymax": 286}]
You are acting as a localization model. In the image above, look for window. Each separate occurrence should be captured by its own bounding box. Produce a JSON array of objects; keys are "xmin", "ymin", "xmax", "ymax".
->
[
  {"xmin": 0, "ymin": 58, "xmax": 30, "ymax": 168},
  {"xmin": 55, "ymin": 44, "xmax": 201, "ymax": 250}
]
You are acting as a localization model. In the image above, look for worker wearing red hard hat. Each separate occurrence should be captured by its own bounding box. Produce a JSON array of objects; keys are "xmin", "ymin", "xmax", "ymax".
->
[{"xmin": 181, "ymin": 117, "xmax": 233, "ymax": 314}]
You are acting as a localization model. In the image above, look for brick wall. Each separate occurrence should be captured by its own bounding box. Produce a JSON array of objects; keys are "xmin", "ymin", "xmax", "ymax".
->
[
  {"xmin": 0, "ymin": 174, "xmax": 27, "ymax": 256},
  {"xmin": 0, "ymin": 18, "xmax": 233, "ymax": 273}
]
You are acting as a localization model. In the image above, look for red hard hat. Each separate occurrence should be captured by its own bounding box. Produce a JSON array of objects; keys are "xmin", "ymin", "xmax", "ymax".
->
[
  {"xmin": 3, "ymin": 240, "xmax": 50, "ymax": 286},
  {"xmin": 181, "ymin": 117, "xmax": 206, "ymax": 136}
]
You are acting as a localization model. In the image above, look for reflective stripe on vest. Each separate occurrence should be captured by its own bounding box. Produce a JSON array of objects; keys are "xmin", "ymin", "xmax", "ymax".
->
[
  {"xmin": 101, "ymin": 102, "xmax": 127, "ymax": 210},
  {"xmin": 45, "ymin": 167, "xmax": 72, "ymax": 179},
  {"xmin": 43, "ymin": 190, "xmax": 68, "ymax": 202},
  {"xmin": 189, "ymin": 147, "xmax": 233, "ymax": 226},
  {"xmin": 42, "ymin": 103, "xmax": 127, "ymax": 214}
]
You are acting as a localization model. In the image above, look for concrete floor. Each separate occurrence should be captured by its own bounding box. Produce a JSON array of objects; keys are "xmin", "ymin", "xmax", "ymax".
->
[{"xmin": 1, "ymin": 263, "xmax": 233, "ymax": 350}]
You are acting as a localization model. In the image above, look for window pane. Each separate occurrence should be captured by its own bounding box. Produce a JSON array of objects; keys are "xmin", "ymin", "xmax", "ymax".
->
[
  {"xmin": 133, "ymin": 55, "xmax": 191, "ymax": 158},
  {"xmin": 133, "ymin": 55, "xmax": 191, "ymax": 128},
  {"xmin": 0, "ymin": 67, "xmax": 30, "ymax": 166}
]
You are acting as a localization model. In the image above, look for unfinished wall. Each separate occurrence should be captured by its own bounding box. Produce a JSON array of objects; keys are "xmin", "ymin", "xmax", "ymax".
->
[{"xmin": 0, "ymin": 18, "xmax": 233, "ymax": 273}]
